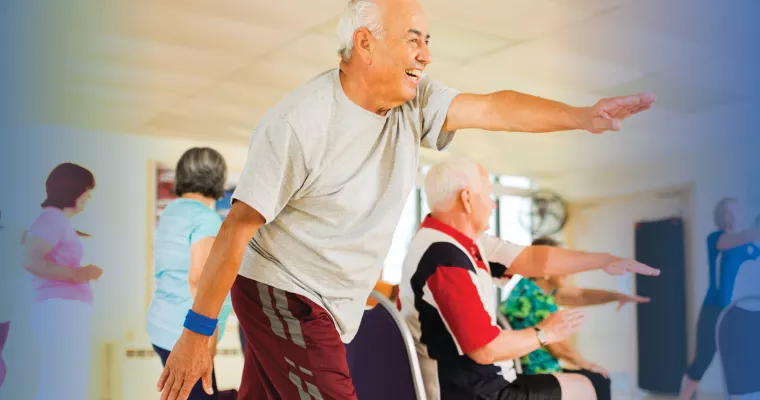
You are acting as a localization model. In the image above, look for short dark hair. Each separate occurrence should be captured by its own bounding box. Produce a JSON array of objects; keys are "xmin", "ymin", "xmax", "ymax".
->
[
  {"xmin": 41, "ymin": 163, "xmax": 96, "ymax": 209},
  {"xmin": 174, "ymin": 147, "xmax": 227, "ymax": 199},
  {"xmin": 531, "ymin": 236, "xmax": 561, "ymax": 247}
]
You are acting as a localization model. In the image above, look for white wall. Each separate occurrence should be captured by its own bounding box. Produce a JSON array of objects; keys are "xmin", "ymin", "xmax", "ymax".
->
[
  {"xmin": 541, "ymin": 153, "xmax": 758, "ymax": 394},
  {"xmin": 0, "ymin": 125, "xmax": 250, "ymax": 398}
]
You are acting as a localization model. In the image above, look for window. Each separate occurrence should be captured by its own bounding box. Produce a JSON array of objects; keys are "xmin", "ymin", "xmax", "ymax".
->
[
  {"xmin": 382, "ymin": 190, "xmax": 418, "ymax": 284},
  {"xmin": 381, "ymin": 167, "xmax": 534, "ymax": 287}
]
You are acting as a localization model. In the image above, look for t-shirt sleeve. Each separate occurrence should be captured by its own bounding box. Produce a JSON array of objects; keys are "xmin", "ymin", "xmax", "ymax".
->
[
  {"xmin": 425, "ymin": 265, "xmax": 500, "ymax": 355},
  {"xmin": 27, "ymin": 210, "xmax": 67, "ymax": 247},
  {"xmin": 231, "ymin": 119, "xmax": 309, "ymax": 223},
  {"xmin": 479, "ymin": 234, "xmax": 527, "ymax": 278},
  {"xmin": 417, "ymin": 75, "xmax": 459, "ymax": 151},
  {"xmin": 190, "ymin": 211, "xmax": 223, "ymax": 246}
]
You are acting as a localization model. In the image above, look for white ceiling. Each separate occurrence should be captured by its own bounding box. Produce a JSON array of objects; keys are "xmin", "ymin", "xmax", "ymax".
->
[{"xmin": 44, "ymin": 0, "xmax": 759, "ymax": 177}]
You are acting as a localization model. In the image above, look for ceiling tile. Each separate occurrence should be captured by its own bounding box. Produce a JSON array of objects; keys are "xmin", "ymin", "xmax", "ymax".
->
[
  {"xmin": 536, "ymin": 17, "xmax": 709, "ymax": 75},
  {"xmin": 105, "ymin": 7, "xmax": 300, "ymax": 58},
  {"xmin": 603, "ymin": 0, "xmax": 760, "ymax": 50},
  {"xmin": 162, "ymin": 0, "xmax": 347, "ymax": 32},
  {"xmin": 85, "ymin": 34, "xmax": 253, "ymax": 81},
  {"xmin": 166, "ymin": 82, "xmax": 287, "ymax": 123},
  {"xmin": 466, "ymin": 41, "xmax": 642, "ymax": 93},
  {"xmin": 420, "ymin": 0, "xmax": 589, "ymax": 41},
  {"xmin": 544, "ymin": 0, "xmax": 631, "ymax": 14},
  {"xmin": 426, "ymin": 18, "xmax": 518, "ymax": 62},
  {"xmin": 594, "ymin": 72, "xmax": 746, "ymax": 115},
  {"xmin": 234, "ymin": 61, "xmax": 330, "ymax": 91},
  {"xmin": 144, "ymin": 111, "xmax": 252, "ymax": 141},
  {"xmin": 266, "ymin": 34, "xmax": 343, "ymax": 70}
]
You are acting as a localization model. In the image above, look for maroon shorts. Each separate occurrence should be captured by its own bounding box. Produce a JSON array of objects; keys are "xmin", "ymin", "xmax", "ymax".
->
[{"xmin": 231, "ymin": 276, "xmax": 357, "ymax": 400}]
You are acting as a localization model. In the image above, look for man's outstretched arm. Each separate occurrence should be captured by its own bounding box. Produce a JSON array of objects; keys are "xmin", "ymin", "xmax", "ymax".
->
[
  {"xmin": 442, "ymin": 91, "xmax": 656, "ymax": 134},
  {"xmin": 480, "ymin": 235, "xmax": 660, "ymax": 278}
]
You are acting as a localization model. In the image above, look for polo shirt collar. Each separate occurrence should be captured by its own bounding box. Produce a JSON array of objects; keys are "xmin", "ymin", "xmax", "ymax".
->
[{"xmin": 421, "ymin": 215, "xmax": 483, "ymax": 261}]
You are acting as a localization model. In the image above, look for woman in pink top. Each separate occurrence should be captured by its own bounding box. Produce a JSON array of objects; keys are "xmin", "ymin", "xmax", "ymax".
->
[{"xmin": 22, "ymin": 163, "xmax": 102, "ymax": 400}]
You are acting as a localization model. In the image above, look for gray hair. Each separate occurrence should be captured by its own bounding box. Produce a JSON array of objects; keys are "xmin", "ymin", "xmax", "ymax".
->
[
  {"xmin": 714, "ymin": 197, "xmax": 737, "ymax": 230},
  {"xmin": 337, "ymin": 0, "xmax": 384, "ymax": 61},
  {"xmin": 424, "ymin": 158, "xmax": 484, "ymax": 212},
  {"xmin": 174, "ymin": 147, "xmax": 228, "ymax": 200}
]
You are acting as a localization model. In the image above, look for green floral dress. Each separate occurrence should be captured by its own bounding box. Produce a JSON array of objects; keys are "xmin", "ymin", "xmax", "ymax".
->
[{"xmin": 498, "ymin": 278, "xmax": 562, "ymax": 374}]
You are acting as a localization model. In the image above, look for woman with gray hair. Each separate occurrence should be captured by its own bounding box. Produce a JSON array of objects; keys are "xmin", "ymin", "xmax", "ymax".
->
[
  {"xmin": 146, "ymin": 147, "xmax": 233, "ymax": 400},
  {"xmin": 680, "ymin": 197, "xmax": 760, "ymax": 399}
]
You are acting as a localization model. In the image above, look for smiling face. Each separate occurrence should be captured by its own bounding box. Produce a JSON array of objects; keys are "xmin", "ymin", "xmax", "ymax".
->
[{"xmin": 368, "ymin": 0, "xmax": 432, "ymax": 105}]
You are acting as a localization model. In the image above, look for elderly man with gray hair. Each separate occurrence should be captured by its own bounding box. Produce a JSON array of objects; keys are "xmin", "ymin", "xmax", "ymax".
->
[
  {"xmin": 399, "ymin": 157, "xmax": 659, "ymax": 400},
  {"xmin": 157, "ymin": 0, "xmax": 656, "ymax": 398}
]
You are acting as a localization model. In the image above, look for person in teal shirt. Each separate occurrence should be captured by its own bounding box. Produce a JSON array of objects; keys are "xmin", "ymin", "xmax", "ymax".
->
[
  {"xmin": 680, "ymin": 198, "xmax": 759, "ymax": 400},
  {"xmin": 500, "ymin": 237, "xmax": 650, "ymax": 400},
  {"xmin": 147, "ymin": 148, "xmax": 234, "ymax": 400}
]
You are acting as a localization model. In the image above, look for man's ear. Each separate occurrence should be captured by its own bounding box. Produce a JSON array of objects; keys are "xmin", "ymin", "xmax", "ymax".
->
[
  {"xmin": 353, "ymin": 27, "xmax": 374, "ymax": 63},
  {"xmin": 460, "ymin": 189, "xmax": 473, "ymax": 214}
]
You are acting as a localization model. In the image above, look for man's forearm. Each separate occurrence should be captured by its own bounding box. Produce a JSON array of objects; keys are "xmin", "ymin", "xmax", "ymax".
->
[
  {"xmin": 191, "ymin": 220, "xmax": 259, "ymax": 319},
  {"xmin": 469, "ymin": 329, "xmax": 542, "ymax": 365},
  {"xmin": 555, "ymin": 287, "xmax": 622, "ymax": 307},
  {"xmin": 576, "ymin": 289, "xmax": 622, "ymax": 307},
  {"xmin": 509, "ymin": 246, "xmax": 617, "ymax": 277},
  {"xmin": 482, "ymin": 91, "xmax": 585, "ymax": 133}
]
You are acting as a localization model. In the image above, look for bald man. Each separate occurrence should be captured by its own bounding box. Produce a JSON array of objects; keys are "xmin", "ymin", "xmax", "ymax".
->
[
  {"xmin": 400, "ymin": 158, "xmax": 658, "ymax": 400},
  {"xmin": 157, "ymin": 0, "xmax": 657, "ymax": 399}
]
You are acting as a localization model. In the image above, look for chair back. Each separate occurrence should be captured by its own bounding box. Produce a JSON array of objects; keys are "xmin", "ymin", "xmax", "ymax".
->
[
  {"xmin": 716, "ymin": 296, "xmax": 760, "ymax": 397},
  {"xmin": 345, "ymin": 291, "xmax": 427, "ymax": 400}
]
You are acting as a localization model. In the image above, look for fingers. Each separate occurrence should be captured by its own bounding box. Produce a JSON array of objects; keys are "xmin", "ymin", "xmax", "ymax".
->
[
  {"xmin": 629, "ymin": 261, "xmax": 661, "ymax": 276},
  {"xmin": 159, "ymin": 373, "xmax": 176, "ymax": 400},
  {"xmin": 556, "ymin": 309, "xmax": 585, "ymax": 336},
  {"xmin": 157, "ymin": 367, "xmax": 170, "ymax": 392},
  {"xmin": 176, "ymin": 378, "xmax": 194, "ymax": 400},
  {"xmin": 202, "ymin": 366, "xmax": 214, "ymax": 395},
  {"xmin": 634, "ymin": 295, "xmax": 651, "ymax": 303}
]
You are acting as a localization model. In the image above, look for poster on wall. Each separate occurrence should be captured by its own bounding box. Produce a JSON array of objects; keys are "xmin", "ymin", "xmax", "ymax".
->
[{"xmin": 154, "ymin": 164, "xmax": 238, "ymax": 225}]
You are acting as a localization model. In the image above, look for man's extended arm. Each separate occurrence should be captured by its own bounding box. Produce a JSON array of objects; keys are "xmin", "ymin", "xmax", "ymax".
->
[
  {"xmin": 480, "ymin": 235, "xmax": 659, "ymax": 278},
  {"xmin": 555, "ymin": 287, "xmax": 650, "ymax": 309},
  {"xmin": 442, "ymin": 91, "xmax": 655, "ymax": 134}
]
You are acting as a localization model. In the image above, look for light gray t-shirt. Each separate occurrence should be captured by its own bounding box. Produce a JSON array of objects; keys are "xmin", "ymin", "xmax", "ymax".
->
[{"xmin": 232, "ymin": 68, "xmax": 458, "ymax": 342}]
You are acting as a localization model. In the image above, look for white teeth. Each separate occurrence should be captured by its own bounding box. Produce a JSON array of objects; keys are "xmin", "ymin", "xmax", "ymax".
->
[{"xmin": 405, "ymin": 69, "xmax": 422, "ymax": 78}]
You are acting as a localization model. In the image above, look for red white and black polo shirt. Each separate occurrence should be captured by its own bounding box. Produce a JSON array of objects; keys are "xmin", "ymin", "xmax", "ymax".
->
[{"xmin": 399, "ymin": 216, "xmax": 527, "ymax": 398}]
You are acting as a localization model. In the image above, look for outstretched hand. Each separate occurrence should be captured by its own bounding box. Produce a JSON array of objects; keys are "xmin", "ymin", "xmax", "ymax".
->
[
  {"xmin": 604, "ymin": 258, "xmax": 660, "ymax": 277},
  {"xmin": 582, "ymin": 93, "xmax": 656, "ymax": 133},
  {"xmin": 616, "ymin": 294, "xmax": 651, "ymax": 311}
]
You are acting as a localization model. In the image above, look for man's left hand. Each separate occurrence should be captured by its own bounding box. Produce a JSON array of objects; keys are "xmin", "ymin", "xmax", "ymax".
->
[
  {"xmin": 581, "ymin": 93, "xmax": 656, "ymax": 134},
  {"xmin": 616, "ymin": 294, "xmax": 651, "ymax": 311},
  {"xmin": 604, "ymin": 258, "xmax": 660, "ymax": 277}
]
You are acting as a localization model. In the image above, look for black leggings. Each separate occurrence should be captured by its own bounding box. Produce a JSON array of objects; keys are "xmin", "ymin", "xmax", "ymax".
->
[
  {"xmin": 563, "ymin": 369, "xmax": 611, "ymax": 400},
  {"xmin": 684, "ymin": 304, "xmax": 723, "ymax": 381},
  {"xmin": 153, "ymin": 344, "xmax": 219, "ymax": 400}
]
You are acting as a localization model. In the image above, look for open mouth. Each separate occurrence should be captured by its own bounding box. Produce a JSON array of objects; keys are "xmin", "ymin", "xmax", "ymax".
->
[{"xmin": 405, "ymin": 68, "xmax": 422, "ymax": 84}]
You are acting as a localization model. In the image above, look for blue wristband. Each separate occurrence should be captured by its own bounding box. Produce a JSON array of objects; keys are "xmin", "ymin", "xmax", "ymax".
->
[{"xmin": 183, "ymin": 309, "xmax": 218, "ymax": 337}]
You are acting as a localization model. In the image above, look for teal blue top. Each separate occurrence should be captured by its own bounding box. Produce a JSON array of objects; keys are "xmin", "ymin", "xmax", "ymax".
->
[
  {"xmin": 146, "ymin": 198, "xmax": 233, "ymax": 351},
  {"xmin": 704, "ymin": 230, "xmax": 759, "ymax": 307},
  {"xmin": 499, "ymin": 278, "xmax": 561, "ymax": 374}
]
